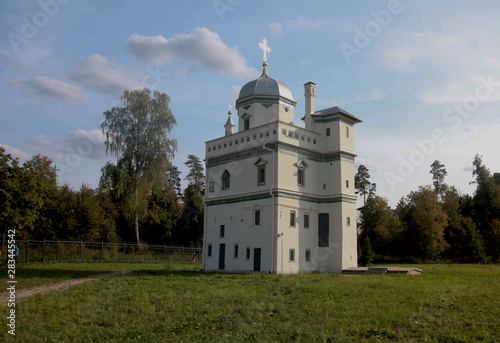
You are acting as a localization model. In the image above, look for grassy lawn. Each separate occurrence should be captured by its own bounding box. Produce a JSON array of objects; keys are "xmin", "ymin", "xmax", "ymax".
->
[
  {"xmin": 1, "ymin": 263, "xmax": 499, "ymax": 342},
  {"xmin": 0, "ymin": 262, "xmax": 199, "ymax": 290}
]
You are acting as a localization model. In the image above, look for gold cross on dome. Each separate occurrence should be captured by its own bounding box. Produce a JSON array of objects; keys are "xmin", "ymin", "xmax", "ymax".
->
[{"xmin": 259, "ymin": 38, "xmax": 271, "ymax": 62}]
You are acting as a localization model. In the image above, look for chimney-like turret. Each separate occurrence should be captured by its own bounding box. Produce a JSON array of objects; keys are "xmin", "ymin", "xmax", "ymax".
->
[{"xmin": 304, "ymin": 82, "xmax": 316, "ymax": 130}]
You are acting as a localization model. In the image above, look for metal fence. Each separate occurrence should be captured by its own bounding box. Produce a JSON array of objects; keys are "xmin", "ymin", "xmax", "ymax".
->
[{"xmin": 6, "ymin": 239, "xmax": 202, "ymax": 264}]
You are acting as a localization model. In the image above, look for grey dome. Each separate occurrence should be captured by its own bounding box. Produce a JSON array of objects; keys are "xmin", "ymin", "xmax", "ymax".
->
[{"xmin": 238, "ymin": 74, "xmax": 295, "ymax": 102}]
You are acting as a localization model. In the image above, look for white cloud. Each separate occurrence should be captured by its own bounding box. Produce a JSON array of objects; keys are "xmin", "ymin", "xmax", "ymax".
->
[
  {"xmin": 300, "ymin": 60, "xmax": 316, "ymax": 69},
  {"xmin": 231, "ymin": 85, "xmax": 241, "ymax": 100},
  {"xmin": 69, "ymin": 54, "xmax": 144, "ymax": 97},
  {"xmin": 9, "ymin": 76, "xmax": 90, "ymax": 103},
  {"xmin": 0, "ymin": 144, "xmax": 31, "ymax": 160},
  {"xmin": 127, "ymin": 27, "xmax": 258, "ymax": 79},
  {"xmin": 317, "ymin": 89, "xmax": 384, "ymax": 106},
  {"xmin": 270, "ymin": 17, "xmax": 323, "ymax": 34},
  {"xmin": 4, "ymin": 129, "xmax": 107, "ymax": 165},
  {"xmin": 376, "ymin": 18, "xmax": 500, "ymax": 105},
  {"xmin": 269, "ymin": 22, "xmax": 282, "ymax": 34}
]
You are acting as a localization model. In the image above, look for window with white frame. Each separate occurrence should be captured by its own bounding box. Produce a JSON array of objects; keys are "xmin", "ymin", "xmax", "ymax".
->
[
  {"xmin": 254, "ymin": 210, "xmax": 261, "ymax": 226},
  {"xmin": 257, "ymin": 166, "xmax": 265, "ymax": 185},
  {"xmin": 290, "ymin": 211, "xmax": 296, "ymax": 227},
  {"xmin": 221, "ymin": 170, "xmax": 230, "ymax": 190},
  {"xmin": 289, "ymin": 249, "xmax": 295, "ymax": 261},
  {"xmin": 304, "ymin": 213, "xmax": 310, "ymax": 228},
  {"xmin": 297, "ymin": 169, "xmax": 305, "ymax": 186},
  {"xmin": 305, "ymin": 249, "xmax": 311, "ymax": 262}
]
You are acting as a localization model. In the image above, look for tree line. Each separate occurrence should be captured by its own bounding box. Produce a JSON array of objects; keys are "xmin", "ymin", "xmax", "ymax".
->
[
  {"xmin": 356, "ymin": 157, "xmax": 500, "ymax": 264},
  {"xmin": 0, "ymin": 146, "xmax": 205, "ymax": 247}
]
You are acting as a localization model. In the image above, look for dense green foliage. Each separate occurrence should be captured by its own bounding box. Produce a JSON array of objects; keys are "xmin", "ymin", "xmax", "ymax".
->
[
  {"xmin": 1, "ymin": 263, "xmax": 498, "ymax": 342},
  {"xmin": 357, "ymin": 156, "xmax": 500, "ymax": 264},
  {"xmin": 0, "ymin": 146, "xmax": 203, "ymax": 247}
]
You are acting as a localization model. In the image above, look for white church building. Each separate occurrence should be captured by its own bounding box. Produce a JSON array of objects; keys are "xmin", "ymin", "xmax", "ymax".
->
[{"xmin": 202, "ymin": 40, "xmax": 362, "ymax": 273}]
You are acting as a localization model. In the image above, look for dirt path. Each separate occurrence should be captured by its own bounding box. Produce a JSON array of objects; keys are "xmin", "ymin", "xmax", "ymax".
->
[{"xmin": 0, "ymin": 271, "xmax": 131, "ymax": 303}]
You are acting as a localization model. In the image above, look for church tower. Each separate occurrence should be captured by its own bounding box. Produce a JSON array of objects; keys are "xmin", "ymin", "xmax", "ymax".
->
[{"xmin": 202, "ymin": 39, "xmax": 362, "ymax": 273}]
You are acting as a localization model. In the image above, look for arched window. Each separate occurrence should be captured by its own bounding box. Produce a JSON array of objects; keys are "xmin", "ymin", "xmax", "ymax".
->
[{"xmin": 221, "ymin": 170, "xmax": 230, "ymax": 190}]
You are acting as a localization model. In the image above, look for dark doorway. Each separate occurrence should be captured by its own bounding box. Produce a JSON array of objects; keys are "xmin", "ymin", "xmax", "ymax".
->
[
  {"xmin": 253, "ymin": 248, "xmax": 261, "ymax": 271},
  {"xmin": 218, "ymin": 244, "xmax": 225, "ymax": 270},
  {"xmin": 318, "ymin": 213, "xmax": 329, "ymax": 247}
]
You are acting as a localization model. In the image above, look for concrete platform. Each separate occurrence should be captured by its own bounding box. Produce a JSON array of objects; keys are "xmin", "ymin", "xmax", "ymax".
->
[{"xmin": 342, "ymin": 267, "xmax": 422, "ymax": 276}]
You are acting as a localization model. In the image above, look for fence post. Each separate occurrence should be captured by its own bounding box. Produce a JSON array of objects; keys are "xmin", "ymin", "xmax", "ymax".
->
[
  {"xmin": 164, "ymin": 244, "xmax": 167, "ymax": 263},
  {"xmin": 101, "ymin": 241, "xmax": 104, "ymax": 263},
  {"xmin": 56, "ymin": 240, "xmax": 59, "ymax": 262},
  {"xmin": 123, "ymin": 242, "xmax": 126, "ymax": 263},
  {"xmin": 26, "ymin": 239, "xmax": 29, "ymax": 264},
  {"xmin": 182, "ymin": 246, "xmax": 184, "ymax": 263},
  {"xmin": 42, "ymin": 238, "xmax": 45, "ymax": 263},
  {"xmin": 80, "ymin": 240, "xmax": 83, "ymax": 262},
  {"xmin": 144, "ymin": 243, "xmax": 147, "ymax": 263}
]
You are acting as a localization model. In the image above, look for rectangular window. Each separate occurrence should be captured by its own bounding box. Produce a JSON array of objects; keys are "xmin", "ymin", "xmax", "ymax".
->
[
  {"xmin": 220, "ymin": 225, "xmax": 225, "ymax": 238},
  {"xmin": 346, "ymin": 126, "xmax": 350, "ymax": 138},
  {"xmin": 234, "ymin": 245, "xmax": 239, "ymax": 258},
  {"xmin": 244, "ymin": 118, "xmax": 250, "ymax": 130},
  {"xmin": 209, "ymin": 182, "xmax": 214, "ymax": 192},
  {"xmin": 258, "ymin": 166, "xmax": 266, "ymax": 185},
  {"xmin": 326, "ymin": 128, "xmax": 331, "ymax": 136},
  {"xmin": 298, "ymin": 169, "xmax": 305, "ymax": 186},
  {"xmin": 246, "ymin": 248, "xmax": 251, "ymax": 260},
  {"xmin": 347, "ymin": 217, "xmax": 351, "ymax": 226},
  {"xmin": 305, "ymin": 249, "xmax": 311, "ymax": 262},
  {"xmin": 255, "ymin": 210, "xmax": 261, "ymax": 226},
  {"xmin": 235, "ymin": 139, "xmax": 238, "ymax": 145},
  {"xmin": 290, "ymin": 211, "xmax": 296, "ymax": 227},
  {"xmin": 208, "ymin": 244, "xmax": 212, "ymax": 257},
  {"xmin": 260, "ymin": 133, "xmax": 263, "ymax": 138},
  {"xmin": 289, "ymin": 249, "xmax": 295, "ymax": 261},
  {"xmin": 304, "ymin": 214, "xmax": 310, "ymax": 228},
  {"xmin": 346, "ymin": 180, "xmax": 349, "ymax": 188}
]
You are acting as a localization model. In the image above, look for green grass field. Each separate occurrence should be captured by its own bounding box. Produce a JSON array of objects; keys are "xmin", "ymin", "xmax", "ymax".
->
[{"xmin": 1, "ymin": 263, "xmax": 499, "ymax": 342}]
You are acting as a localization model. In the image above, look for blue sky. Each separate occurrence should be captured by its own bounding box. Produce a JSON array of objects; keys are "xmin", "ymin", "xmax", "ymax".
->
[{"xmin": 1, "ymin": 0, "xmax": 499, "ymax": 207}]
